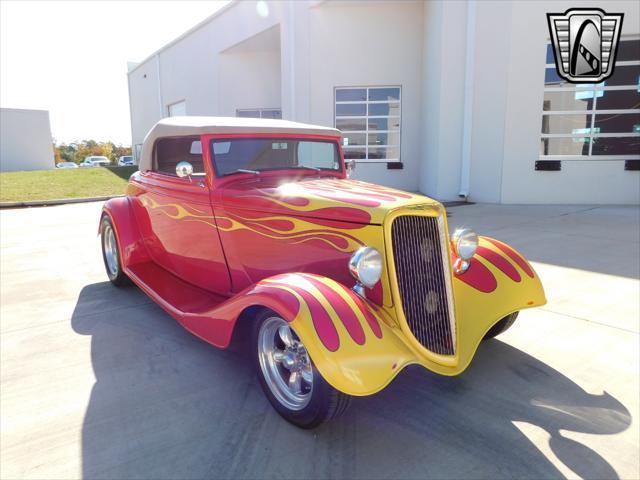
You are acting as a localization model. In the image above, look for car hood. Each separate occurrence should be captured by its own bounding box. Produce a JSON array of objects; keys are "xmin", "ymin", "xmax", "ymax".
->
[{"xmin": 219, "ymin": 176, "xmax": 441, "ymax": 225}]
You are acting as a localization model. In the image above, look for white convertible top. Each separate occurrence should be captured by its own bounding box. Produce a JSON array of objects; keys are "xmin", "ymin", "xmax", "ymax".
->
[{"xmin": 138, "ymin": 116, "xmax": 342, "ymax": 172}]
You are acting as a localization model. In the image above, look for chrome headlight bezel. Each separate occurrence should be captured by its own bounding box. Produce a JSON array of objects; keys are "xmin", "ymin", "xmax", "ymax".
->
[
  {"xmin": 348, "ymin": 247, "xmax": 383, "ymax": 289},
  {"xmin": 452, "ymin": 228, "xmax": 478, "ymax": 260}
]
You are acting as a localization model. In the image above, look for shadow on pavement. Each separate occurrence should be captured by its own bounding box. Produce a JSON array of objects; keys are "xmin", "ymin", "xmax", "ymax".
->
[{"xmin": 72, "ymin": 282, "xmax": 631, "ymax": 480}]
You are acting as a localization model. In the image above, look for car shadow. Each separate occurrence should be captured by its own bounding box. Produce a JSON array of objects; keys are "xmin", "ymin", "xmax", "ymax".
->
[{"xmin": 72, "ymin": 282, "xmax": 631, "ymax": 480}]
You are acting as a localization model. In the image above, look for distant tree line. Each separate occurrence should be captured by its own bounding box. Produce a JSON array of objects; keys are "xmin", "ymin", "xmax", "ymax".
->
[{"xmin": 53, "ymin": 140, "xmax": 132, "ymax": 165}]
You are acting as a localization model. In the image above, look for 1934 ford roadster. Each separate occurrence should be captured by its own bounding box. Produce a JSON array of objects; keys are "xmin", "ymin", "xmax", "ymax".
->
[{"xmin": 100, "ymin": 117, "xmax": 546, "ymax": 428}]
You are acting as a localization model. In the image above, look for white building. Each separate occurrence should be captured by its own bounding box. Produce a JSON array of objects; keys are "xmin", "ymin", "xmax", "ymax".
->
[
  {"xmin": 127, "ymin": 0, "xmax": 640, "ymax": 204},
  {"xmin": 0, "ymin": 108, "xmax": 54, "ymax": 172}
]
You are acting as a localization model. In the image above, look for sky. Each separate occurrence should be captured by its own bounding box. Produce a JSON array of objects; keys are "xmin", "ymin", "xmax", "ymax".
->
[{"xmin": 0, "ymin": 0, "xmax": 229, "ymax": 146}]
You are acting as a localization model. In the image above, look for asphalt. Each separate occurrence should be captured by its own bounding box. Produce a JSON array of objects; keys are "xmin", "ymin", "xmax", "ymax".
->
[{"xmin": 1, "ymin": 202, "xmax": 638, "ymax": 480}]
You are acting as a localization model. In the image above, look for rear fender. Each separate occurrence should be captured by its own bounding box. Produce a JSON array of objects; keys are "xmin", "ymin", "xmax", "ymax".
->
[{"xmin": 101, "ymin": 197, "xmax": 149, "ymax": 269}]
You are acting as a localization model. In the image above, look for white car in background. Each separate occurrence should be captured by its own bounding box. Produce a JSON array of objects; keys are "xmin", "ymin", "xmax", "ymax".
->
[
  {"xmin": 80, "ymin": 156, "xmax": 111, "ymax": 167},
  {"xmin": 55, "ymin": 162, "xmax": 78, "ymax": 169},
  {"xmin": 117, "ymin": 155, "xmax": 135, "ymax": 166}
]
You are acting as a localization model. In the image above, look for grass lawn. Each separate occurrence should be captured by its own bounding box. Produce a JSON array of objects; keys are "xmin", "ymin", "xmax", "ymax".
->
[{"xmin": 0, "ymin": 166, "xmax": 138, "ymax": 203}]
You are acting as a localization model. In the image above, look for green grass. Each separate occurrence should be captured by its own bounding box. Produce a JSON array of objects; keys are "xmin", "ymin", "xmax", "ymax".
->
[{"xmin": 0, "ymin": 166, "xmax": 138, "ymax": 203}]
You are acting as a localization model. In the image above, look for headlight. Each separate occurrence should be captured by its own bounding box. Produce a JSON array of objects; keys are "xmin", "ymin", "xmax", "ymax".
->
[
  {"xmin": 452, "ymin": 228, "xmax": 478, "ymax": 260},
  {"xmin": 349, "ymin": 247, "xmax": 383, "ymax": 288}
]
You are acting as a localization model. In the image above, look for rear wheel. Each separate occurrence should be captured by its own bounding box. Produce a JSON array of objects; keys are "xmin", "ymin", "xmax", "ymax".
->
[
  {"xmin": 100, "ymin": 215, "xmax": 129, "ymax": 287},
  {"xmin": 253, "ymin": 310, "xmax": 351, "ymax": 428},
  {"xmin": 483, "ymin": 312, "xmax": 518, "ymax": 340}
]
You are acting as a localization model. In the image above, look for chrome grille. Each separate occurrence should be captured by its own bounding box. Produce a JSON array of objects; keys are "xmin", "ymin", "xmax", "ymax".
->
[{"xmin": 391, "ymin": 215, "xmax": 456, "ymax": 355}]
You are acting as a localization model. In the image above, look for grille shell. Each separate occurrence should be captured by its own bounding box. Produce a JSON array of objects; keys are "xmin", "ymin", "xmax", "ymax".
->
[{"xmin": 391, "ymin": 215, "xmax": 456, "ymax": 355}]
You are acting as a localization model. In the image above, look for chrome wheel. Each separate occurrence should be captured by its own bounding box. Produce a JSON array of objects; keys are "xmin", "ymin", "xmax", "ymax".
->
[
  {"xmin": 103, "ymin": 224, "xmax": 119, "ymax": 277},
  {"xmin": 257, "ymin": 316, "xmax": 313, "ymax": 411}
]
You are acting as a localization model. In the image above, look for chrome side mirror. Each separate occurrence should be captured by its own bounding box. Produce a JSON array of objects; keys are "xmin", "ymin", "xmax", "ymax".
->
[
  {"xmin": 345, "ymin": 159, "xmax": 356, "ymax": 178},
  {"xmin": 176, "ymin": 161, "xmax": 193, "ymax": 179}
]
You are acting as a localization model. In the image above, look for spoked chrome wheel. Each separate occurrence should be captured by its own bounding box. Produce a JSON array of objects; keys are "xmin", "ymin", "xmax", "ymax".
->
[
  {"xmin": 103, "ymin": 223, "xmax": 119, "ymax": 277},
  {"xmin": 257, "ymin": 316, "xmax": 313, "ymax": 411}
]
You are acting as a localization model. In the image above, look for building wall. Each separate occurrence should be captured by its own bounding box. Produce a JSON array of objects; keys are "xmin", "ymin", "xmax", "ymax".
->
[
  {"xmin": 420, "ymin": 0, "xmax": 467, "ymax": 201},
  {"xmin": 127, "ymin": 0, "xmax": 639, "ymax": 204},
  {"xmin": 0, "ymin": 108, "xmax": 53, "ymax": 172},
  {"xmin": 466, "ymin": 1, "xmax": 514, "ymax": 203},
  {"xmin": 306, "ymin": 1, "xmax": 425, "ymax": 191},
  {"xmin": 128, "ymin": 55, "xmax": 162, "ymax": 155},
  {"xmin": 128, "ymin": 1, "xmax": 286, "ymax": 151},
  {"xmin": 218, "ymin": 26, "xmax": 282, "ymax": 117}
]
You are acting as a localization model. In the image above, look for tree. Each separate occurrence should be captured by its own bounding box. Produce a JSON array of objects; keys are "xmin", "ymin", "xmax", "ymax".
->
[{"xmin": 53, "ymin": 140, "xmax": 132, "ymax": 165}]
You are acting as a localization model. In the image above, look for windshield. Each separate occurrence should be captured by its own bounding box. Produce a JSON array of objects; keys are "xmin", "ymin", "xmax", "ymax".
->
[{"xmin": 210, "ymin": 138, "xmax": 341, "ymax": 176}]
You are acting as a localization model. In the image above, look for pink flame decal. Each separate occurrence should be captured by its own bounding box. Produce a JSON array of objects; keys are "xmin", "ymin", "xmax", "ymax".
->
[
  {"xmin": 476, "ymin": 246, "xmax": 521, "ymax": 282},
  {"xmin": 485, "ymin": 238, "xmax": 535, "ymax": 278},
  {"xmin": 268, "ymin": 281, "xmax": 340, "ymax": 352},
  {"xmin": 303, "ymin": 276, "xmax": 366, "ymax": 345}
]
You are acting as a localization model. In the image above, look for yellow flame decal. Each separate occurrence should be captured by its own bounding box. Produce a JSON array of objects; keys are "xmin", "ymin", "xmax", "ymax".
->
[{"xmin": 140, "ymin": 195, "xmax": 364, "ymax": 253}]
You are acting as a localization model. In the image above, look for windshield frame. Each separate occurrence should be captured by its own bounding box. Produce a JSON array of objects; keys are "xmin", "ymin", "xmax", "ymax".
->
[{"xmin": 207, "ymin": 134, "xmax": 345, "ymax": 179}]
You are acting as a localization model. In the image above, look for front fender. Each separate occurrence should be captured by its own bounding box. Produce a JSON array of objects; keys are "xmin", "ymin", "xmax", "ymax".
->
[
  {"xmin": 448, "ymin": 236, "xmax": 546, "ymax": 373},
  {"xmin": 191, "ymin": 273, "xmax": 417, "ymax": 396},
  {"xmin": 259, "ymin": 273, "xmax": 417, "ymax": 396}
]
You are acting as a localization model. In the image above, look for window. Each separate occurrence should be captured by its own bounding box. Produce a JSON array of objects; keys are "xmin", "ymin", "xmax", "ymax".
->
[
  {"xmin": 236, "ymin": 108, "xmax": 282, "ymax": 119},
  {"xmin": 335, "ymin": 86, "xmax": 401, "ymax": 162},
  {"xmin": 167, "ymin": 101, "xmax": 186, "ymax": 117},
  {"xmin": 210, "ymin": 138, "xmax": 340, "ymax": 176},
  {"xmin": 540, "ymin": 39, "xmax": 640, "ymax": 163},
  {"xmin": 153, "ymin": 136, "xmax": 204, "ymax": 176}
]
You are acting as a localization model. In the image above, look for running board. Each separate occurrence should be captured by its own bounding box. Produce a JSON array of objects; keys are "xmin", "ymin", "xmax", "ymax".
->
[{"xmin": 126, "ymin": 261, "xmax": 232, "ymax": 346}]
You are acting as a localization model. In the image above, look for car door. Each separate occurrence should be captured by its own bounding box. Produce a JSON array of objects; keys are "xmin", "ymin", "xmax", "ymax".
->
[
  {"xmin": 129, "ymin": 135, "xmax": 231, "ymax": 294},
  {"xmin": 209, "ymin": 136, "xmax": 361, "ymax": 294}
]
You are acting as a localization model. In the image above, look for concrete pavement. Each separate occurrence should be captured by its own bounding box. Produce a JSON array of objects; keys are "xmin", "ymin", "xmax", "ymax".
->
[{"xmin": 1, "ymin": 202, "xmax": 638, "ymax": 479}]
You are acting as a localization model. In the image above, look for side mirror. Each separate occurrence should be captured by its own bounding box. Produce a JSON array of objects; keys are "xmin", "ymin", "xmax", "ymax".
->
[
  {"xmin": 176, "ymin": 161, "xmax": 193, "ymax": 179},
  {"xmin": 345, "ymin": 159, "xmax": 356, "ymax": 178}
]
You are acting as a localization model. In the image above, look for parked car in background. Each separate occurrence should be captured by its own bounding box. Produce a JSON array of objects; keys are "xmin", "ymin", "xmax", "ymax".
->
[
  {"xmin": 55, "ymin": 162, "xmax": 78, "ymax": 169},
  {"xmin": 80, "ymin": 156, "xmax": 111, "ymax": 167},
  {"xmin": 100, "ymin": 117, "xmax": 546, "ymax": 428},
  {"xmin": 118, "ymin": 155, "xmax": 135, "ymax": 166}
]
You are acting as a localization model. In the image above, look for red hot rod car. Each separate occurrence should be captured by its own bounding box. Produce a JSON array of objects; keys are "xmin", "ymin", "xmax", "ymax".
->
[{"xmin": 100, "ymin": 117, "xmax": 546, "ymax": 428}]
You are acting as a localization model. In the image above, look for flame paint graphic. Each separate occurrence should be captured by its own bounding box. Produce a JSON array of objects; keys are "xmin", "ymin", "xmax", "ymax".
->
[
  {"xmin": 454, "ymin": 238, "xmax": 536, "ymax": 293},
  {"xmin": 140, "ymin": 195, "xmax": 365, "ymax": 253},
  {"xmin": 140, "ymin": 196, "xmax": 218, "ymax": 228},
  {"xmin": 216, "ymin": 212, "xmax": 364, "ymax": 253},
  {"xmin": 233, "ymin": 179, "xmax": 420, "ymax": 212},
  {"xmin": 259, "ymin": 273, "xmax": 384, "ymax": 351}
]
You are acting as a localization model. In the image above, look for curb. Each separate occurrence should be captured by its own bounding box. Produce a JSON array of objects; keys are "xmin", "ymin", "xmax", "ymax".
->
[{"xmin": 0, "ymin": 195, "xmax": 124, "ymax": 209}]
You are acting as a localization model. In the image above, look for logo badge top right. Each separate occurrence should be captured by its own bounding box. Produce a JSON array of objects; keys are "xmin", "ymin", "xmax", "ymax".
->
[{"xmin": 547, "ymin": 8, "xmax": 624, "ymax": 84}]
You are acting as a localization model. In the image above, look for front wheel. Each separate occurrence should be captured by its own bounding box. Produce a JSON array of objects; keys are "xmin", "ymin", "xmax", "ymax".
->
[
  {"xmin": 253, "ymin": 310, "xmax": 351, "ymax": 428},
  {"xmin": 483, "ymin": 312, "xmax": 519, "ymax": 340}
]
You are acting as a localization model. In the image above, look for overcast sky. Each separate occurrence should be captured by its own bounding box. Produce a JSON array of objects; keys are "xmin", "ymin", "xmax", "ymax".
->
[{"xmin": 0, "ymin": 0, "xmax": 229, "ymax": 145}]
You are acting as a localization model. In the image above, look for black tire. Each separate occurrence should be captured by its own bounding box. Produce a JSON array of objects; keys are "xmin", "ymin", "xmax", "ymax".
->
[
  {"xmin": 483, "ymin": 312, "xmax": 519, "ymax": 340},
  {"xmin": 100, "ymin": 215, "xmax": 129, "ymax": 287},
  {"xmin": 252, "ymin": 309, "xmax": 351, "ymax": 428}
]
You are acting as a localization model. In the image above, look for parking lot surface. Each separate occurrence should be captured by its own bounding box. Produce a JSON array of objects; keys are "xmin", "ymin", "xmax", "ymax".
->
[{"xmin": 1, "ymin": 202, "xmax": 638, "ymax": 479}]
